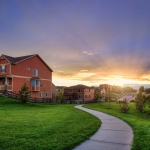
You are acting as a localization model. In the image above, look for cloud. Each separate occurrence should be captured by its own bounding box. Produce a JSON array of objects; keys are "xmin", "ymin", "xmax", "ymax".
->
[
  {"xmin": 80, "ymin": 70, "xmax": 88, "ymax": 72},
  {"xmin": 83, "ymin": 51, "xmax": 98, "ymax": 56}
]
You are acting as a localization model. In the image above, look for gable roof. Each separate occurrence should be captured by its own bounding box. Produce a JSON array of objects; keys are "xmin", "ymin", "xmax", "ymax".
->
[
  {"xmin": 65, "ymin": 84, "xmax": 94, "ymax": 89},
  {"xmin": 2, "ymin": 54, "xmax": 35, "ymax": 64},
  {"xmin": 1, "ymin": 54, "xmax": 53, "ymax": 72}
]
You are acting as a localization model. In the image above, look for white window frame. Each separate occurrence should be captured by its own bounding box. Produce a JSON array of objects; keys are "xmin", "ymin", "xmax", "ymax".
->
[
  {"xmin": 46, "ymin": 92, "xmax": 49, "ymax": 97},
  {"xmin": 33, "ymin": 69, "xmax": 38, "ymax": 76},
  {"xmin": 39, "ymin": 92, "xmax": 43, "ymax": 98},
  {"xmin": 1, "ymin": 65, "xmax": 5, "ymax": 73}
]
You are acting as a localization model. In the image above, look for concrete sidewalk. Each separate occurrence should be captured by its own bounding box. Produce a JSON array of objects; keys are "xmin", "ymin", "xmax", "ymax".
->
[{"xmin": 74, "ymin": 105, "xmax": 133, "ymax": 150}]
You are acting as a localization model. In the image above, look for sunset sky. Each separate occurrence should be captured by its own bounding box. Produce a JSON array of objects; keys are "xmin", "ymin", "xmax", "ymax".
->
[{"xmin": 1, "ymin": 0, "xmax": 150, "ymax": 88}]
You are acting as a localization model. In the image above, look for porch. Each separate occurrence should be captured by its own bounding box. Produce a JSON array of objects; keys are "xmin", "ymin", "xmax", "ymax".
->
[{"xmin": 0, "ymin": 76, "xmax": 12, "ymax": 91}]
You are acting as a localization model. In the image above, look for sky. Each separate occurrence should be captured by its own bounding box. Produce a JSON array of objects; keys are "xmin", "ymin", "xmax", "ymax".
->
[{"xmin": 1, "ymin": 0, "xmax": 150, "ymax": 88}]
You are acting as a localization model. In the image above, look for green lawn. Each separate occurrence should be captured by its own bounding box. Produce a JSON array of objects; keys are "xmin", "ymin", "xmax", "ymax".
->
[
  {"xmin": 84, "ymin": 102, "xmax": 150, "ymax": 150},
  {"xmin": 0, "ymin": 96, "xmax": 100, "ymax": 150}
]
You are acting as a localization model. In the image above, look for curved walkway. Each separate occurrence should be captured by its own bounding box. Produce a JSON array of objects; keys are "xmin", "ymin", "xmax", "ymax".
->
[{"xmin": 74, "ymin": 105, "xmax": 133, "ymax": 150}]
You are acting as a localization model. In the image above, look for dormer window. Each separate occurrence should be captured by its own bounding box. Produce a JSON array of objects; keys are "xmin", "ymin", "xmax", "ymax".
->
[
  {"xmin": 33, "ymin": 69, "xmax": 38, "ymax": 76},
  {"xmin": 1, "ymin": 65, "xmax": 5, "ymax": 73}
]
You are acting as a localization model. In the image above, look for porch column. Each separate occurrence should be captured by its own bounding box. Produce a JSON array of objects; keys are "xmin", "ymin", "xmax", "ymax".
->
[{"xmin": 5, "ymin": 77, "xmax": 8, "ymax": 85}]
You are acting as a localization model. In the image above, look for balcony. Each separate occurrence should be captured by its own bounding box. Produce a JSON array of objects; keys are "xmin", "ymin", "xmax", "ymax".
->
[
  {"xmin": 0, "ymin": 85, "xmax": 12, "ymax": 91},
  {"xmin": 31, "ymin": 78, "xmax": 40, "ymax": 91},
  {"xmin": 0, "ymin": 85, "xmax": 6, "ymax": 90},
  {"xmin": 31, "ymin": 86, "xmax": 40, "ymax": 91},
  {"xmin": 7, "ymin": 85, "xmax": 12, "ymax": 91}
]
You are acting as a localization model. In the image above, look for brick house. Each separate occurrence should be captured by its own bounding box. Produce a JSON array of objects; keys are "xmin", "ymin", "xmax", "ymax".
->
[
  {"xmin": 0, "ymin": 54, "xmax": 53, "ymax": 98},
  {"xmin": 64, "ymin": 84, "xmax": 94, "ymax": 103}
]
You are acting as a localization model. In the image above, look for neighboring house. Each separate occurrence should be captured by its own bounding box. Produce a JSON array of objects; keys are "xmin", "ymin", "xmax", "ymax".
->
[
  {"xmin": 52, "ymin": 83, "xmax": 57, "ymax": 101},
  {"xmin": 0, "ymin": 54, "xmax": 53, "ymax": 98},
  {"xmin": 99, "ymin": 84, "xmax": 112, "ymax": 100},
  {"xmin": 99, "ymin": 84, "xmax": 112, "ymax": 93},
  {"xmin": 56, "ymin": 86, "xmax": 66, "ymax": 93},
  {"xmin": 64, "ymin": 84, "xmax": 94, "ymax": 103}
]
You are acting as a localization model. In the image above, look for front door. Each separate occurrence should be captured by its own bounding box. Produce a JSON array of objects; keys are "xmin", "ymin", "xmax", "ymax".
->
[{"xmin": 2, "ymin": 78, "xmax": 5, "ymax": 85}]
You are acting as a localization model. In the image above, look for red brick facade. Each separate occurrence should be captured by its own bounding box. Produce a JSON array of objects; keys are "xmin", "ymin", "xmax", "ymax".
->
[
  {"xmin": 64, "ymin": 85, "xmax": 95, "ymax": 103},
  {"xmin": 0, "ymin": 54, "xmax": 53, "ymax": 98}
]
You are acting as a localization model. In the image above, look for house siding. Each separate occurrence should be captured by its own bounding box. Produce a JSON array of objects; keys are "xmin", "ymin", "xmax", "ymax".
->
[
  {"xmin": 0, "ymin": 55, "xmax": 52, "ymax": 99},
  {"xmin": 64, "ymin": 85, "xmax": 95, "ymax": 103},
  {"xmin": 11, "ymin": 55, "xmax": 51, "ymax": 79}
]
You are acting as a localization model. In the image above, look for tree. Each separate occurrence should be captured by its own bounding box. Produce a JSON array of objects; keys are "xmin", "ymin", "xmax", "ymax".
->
[
  {"xmin": 19, "ymin": 83, "xmax": 30, "ymax": 104},
  {"xmin": 145, "ymin": 88, "xmax": 150, "ymax": 93},
  {"xmin": 106, "ymin": 86, "xmax": 112, "ymax": 109},
  {"xmin": 56, "ymin": 90, "xmax": 65, "ymax": 103},
  {"xmin": 135, "ymin": 92, "xmax": 146, "ymax": 112},
  {"xmin": 119, "ymin": 99, "xmax": 130, "ymax": 113},
  {"xmin": 139, "ymin": 86, "xmax": 145, "ymax": 92},
  {"xmin": 112, "ymin": 85, "xmax": 122, "ymax": 94},
  {"xmin": 95, "ymin": 90, "xmax": 102, "ymax": 103},
  {"xmin": 122, "ymin": 86, "xmax": 134, "ymax": 93}
]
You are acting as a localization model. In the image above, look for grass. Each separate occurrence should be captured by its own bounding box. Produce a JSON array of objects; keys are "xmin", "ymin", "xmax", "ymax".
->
[
  {"xmin": 84, "ymin": 102, "xmax": 150, "ymax": 150},
  {"xmin": 0, "ymin": 96, "xmax": 100, "ymax": 150}
]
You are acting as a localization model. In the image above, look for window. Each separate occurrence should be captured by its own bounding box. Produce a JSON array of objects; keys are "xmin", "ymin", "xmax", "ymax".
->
[
  {"xmin": 46, "ymin": 92, "xmax": 49, "ymax": 97},
  {"xmin": 69, "ymin": 89, "xmax": 72, "ymax": 93},
  {"xmin": 32, "ymin": 80, "xmax": 35, "ymax": 86},
  {"xmin": 31, "ymin": 79, "xmax": 40, "ymax": 91},
  {"xmin": 36, "ymin": 80, "xmax": 40, "ymax": 86},
  {"xmin": 34, "ymin": 69, "xmax": 38, "ymax": 76},
  {"xmin": 39, "ymin": 92, "xmax": 43, "ymax": 98},
  {"xmin": 1, "ymin": 65, "xmax": 5, "ymax": 73}
]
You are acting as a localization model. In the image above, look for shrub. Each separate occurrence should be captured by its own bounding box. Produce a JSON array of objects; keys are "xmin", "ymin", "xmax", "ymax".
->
[
  {"xmin": 130, "ymin": 99, "xmax": 135, "ymax": 102},
  {"xmin": 19, "ymin": 83, "xmax": 30, "ymax": 104},
  {"xmin": 119, "ymin": 100, "xmax": 130, "ymax": 113},
  {"xmin": 135, "ymin": 92, "xmax": 146, "ymax": 112}
]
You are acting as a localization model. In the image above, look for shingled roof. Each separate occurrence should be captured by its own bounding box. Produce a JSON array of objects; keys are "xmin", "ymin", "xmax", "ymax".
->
[
  {"xmin": 65, "ymin": 84, "xmax": 94, "ymax": 89},
  {"xmin": 1, "ymin": 54, "xmax": 53, "ymax": 72},
  {"xmin": 2, "ymin": 54, "xmax": 35, "ymax": 64}
]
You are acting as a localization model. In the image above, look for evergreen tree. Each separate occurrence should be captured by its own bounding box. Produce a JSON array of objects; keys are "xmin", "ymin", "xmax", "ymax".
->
[
  {"xmin": 56, "ymin": 90, "xmax": 65, "ymax": 103},
  {"xmin": 19, "ymin": 83, "xmax": 30, "ymax": 104},
  {"xmin": 139, "ymin": 86, "xmax": 145, "ymax": 92},
  {"xmin": 135, "ymin": 92, "xmax": 146, "ymax": 112},
  {"xmin": 95, "ymin": 90, "xmax": 102, "ymax": 103}
]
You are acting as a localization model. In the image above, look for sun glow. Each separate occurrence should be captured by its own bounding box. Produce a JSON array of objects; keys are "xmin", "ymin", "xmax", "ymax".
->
[{"xmin": 106, "ymin": 78, "xmax": 136, "ymax": 86}]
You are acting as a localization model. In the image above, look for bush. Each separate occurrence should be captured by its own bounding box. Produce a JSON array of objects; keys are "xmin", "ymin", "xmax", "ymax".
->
[
  {"xmin": 118, "ymin": 99, "xmax": 125, "ymax": 103},
  {"xmin": 130, "ymin": 99, "xmax": 135, "ymax": 102},
  {"xmin": 119, "ymin": 100, "xmax": 130, "ymax": 113},
  {"xmin": 19, "ymin": 83, "xmax": 30, "ymax": 104},
  {"xmin": 135, "ymin": 92, "xmax": 146, "ymax": 112}
]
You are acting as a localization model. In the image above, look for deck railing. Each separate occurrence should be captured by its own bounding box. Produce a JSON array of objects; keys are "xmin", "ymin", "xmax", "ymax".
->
[
  {"xmin": 31, "ymin": 86, "xmax": 40, "ymax": 91},
  {"xmin": 0, "ymin": 85, "xmax": 6, "ymax": 90},
  {"xmin": 7, "ymin": 85, "xmax": 12, "ymax": 91},
  {"xmin": 0, "ymin": 85, "xmax": 12, "ymax": 91}
]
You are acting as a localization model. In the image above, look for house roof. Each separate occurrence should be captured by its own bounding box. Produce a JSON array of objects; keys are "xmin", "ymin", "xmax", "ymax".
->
[
  {"xmin": 1, "ymin": 54, "xmax": 53, "ymax": 72},
  {"xmin": 65, "ymin": 84, "xmax": 94, "ymax": 89},
  {"xmin": 2, "ymin": 54, "xmax": 35, "ymax": 64}
]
